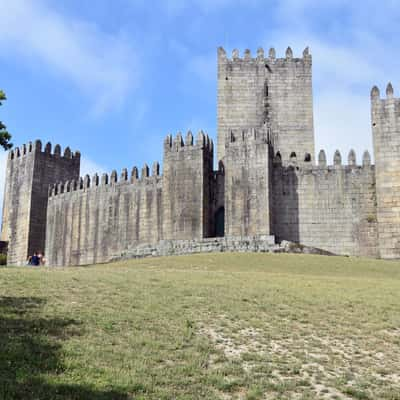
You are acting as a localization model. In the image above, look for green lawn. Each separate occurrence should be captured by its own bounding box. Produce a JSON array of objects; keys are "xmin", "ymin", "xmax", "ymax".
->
[{"xmin": 1, "ymin": 253, "xmax": 400, "ymax": 399}]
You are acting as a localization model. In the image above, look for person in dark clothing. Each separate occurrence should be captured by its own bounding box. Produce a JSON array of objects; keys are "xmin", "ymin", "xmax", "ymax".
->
[{"xmin": 31, "ymin": 252, "xmax": 40, "ymax": 266}]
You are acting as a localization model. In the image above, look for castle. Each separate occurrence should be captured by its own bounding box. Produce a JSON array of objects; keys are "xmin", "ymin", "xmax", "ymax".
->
[{"xmin": 2, "ymin": 46, "xmax": 400, "ymax": 266}]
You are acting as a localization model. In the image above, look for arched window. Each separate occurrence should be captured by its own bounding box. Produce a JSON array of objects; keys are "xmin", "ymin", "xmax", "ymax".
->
[
  {"xmin": 304, "ymin": 153, "xmax": 311, "ymax": 162},
  {"xmin": 290, "ymin": 152, "xmax": 297, "ymax": 159}
]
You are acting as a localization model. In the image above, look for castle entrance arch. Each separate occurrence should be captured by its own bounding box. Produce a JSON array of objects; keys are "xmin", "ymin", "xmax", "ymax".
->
[{"xmin": 215, "ymin": 207, "xmax": 225, "ymax": 237}]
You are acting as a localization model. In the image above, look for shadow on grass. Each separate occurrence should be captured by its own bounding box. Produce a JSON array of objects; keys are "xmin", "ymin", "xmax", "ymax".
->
[{"xmin": 0, "ymin": 296, "xmax": 129, "ymax": 400}]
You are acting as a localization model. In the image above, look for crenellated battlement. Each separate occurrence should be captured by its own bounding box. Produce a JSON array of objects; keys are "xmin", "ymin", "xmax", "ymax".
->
[
  {"xmin": 274, "ymin": 149, "xmax": 373, "ymax": 172},
  {"xmin": 371, "ymin": 82, "xmax": 398, "ymax": 101},
  {"xmin": 218, "ymin": 46, "xmax": 311, "ymax": 64},
  {"xmin": 164, "ymin": 131, "xmax": 213, "ymax": 154},
  {"xmin": 371, "ymin": 83, "xmax": 400, "ymax": 119},
  {"xmin": 49, "ymin": 161, "xmax": 162, "ymax": 198},
  {"xmin": 8, "ymin": 139, "xmax": 80, "ymax": 162}
]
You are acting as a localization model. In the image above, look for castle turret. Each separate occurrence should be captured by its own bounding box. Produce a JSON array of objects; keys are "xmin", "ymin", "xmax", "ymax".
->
[
  {"xmin": 217, "ymin": 47, "xmax": 315, "ymax": 164},
  {"xmin": 1, "ymin": 141, "xmax": 80, "ymax": 265},
  {"xmin": 162, "ymin": 131, "xmax": 214, "ymax": 240},
  {"xmin": 224, "ymin": 127, "xmax": 271, "ymax": 237},
  {"xmin": 371, "ymin": 84, "xmax": 400, "ymax": 258}
]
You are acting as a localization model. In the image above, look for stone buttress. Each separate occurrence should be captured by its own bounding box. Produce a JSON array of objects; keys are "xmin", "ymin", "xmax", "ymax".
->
[
  {"xmin": 162, "ymin": 131, "xmax": 214, "ymax": 240},
  {"xmin": 224, "ymin": 127, "xmax": 271, "ymax": 237}
]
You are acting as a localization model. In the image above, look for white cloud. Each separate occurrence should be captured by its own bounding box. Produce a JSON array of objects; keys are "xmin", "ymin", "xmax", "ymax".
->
[
  {"xmin": 263, "ymin": 2, "xmax": 400, "ymax": 162},
  {"xmin": 80, "ymin": 157, "xmax": 107, "ymax": 177},
  {"xmin": 0, "ymin": 0, "xmax": 138, "ymax": 115}
]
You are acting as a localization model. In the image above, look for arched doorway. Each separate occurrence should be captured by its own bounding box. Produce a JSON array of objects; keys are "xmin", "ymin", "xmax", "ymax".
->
[{"xmin": 215, "ymin": 207, "xmax": 225, "ymax": 237}]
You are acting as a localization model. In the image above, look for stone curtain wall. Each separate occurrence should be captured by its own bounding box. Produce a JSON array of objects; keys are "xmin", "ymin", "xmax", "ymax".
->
[
  {"xmin": 46, "ymin": 168, "xmax": 163, "ymax": 266},
  {"xmin": 224, "ymin": 128, "xmax": 271, "ymax": 237},
  {"xmin": 217, "ymin": 47, "xmax": 315, "ymax": 165},
  {"xmin": 46, "ymin": 131, "xmax": 214, "ymax": 266},
  {"xmin": 1, "ymin": 141, "xmax": 80, "ymax": 265},
  {"xmin": 162, "ymin": 131, "xmax": 214, "ymax": 240},
  {"xmin": 272, "ymin": 150, "xmax": 378, "ymax": 257},
  {"xmin": 371, "ymin": 85, "xmax": 400, "ymax": 259}
]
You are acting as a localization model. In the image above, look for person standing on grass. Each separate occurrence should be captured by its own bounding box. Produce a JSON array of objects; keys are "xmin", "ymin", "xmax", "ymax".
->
[{"xmin": 31, "ymin": 252, "xmax": 40, "ymax": 266}]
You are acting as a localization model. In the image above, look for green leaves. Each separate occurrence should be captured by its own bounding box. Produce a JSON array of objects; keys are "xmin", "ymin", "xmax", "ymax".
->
[
  {"xmin": 0, "ymin": 90, "xmax": 6, "ymax": 104},
  {"xmin": 0, "ymin": 90, "xmax": 12, "ymax": 150}
]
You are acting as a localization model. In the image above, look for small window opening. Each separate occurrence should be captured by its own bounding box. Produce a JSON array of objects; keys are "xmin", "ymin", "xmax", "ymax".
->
[
  {"xmin": 290, "ymin": 152, "xmax": 297, "ymax": 158},
  {"xmin": 304, "ymin": 153, "xmax": 311, "ymax": 162}
]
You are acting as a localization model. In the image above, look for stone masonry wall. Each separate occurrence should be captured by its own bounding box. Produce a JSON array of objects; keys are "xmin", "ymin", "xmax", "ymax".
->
[
  {"xmin": 1, "ymin": 140, "xmax": 80, "ymax": 265},
  {"xmin": 224, "ymin": 128, "xmax": 271, "ymax": 237},
  {"xmin": 217, "ymin": 47, "xmax": 315, "ymax": 165},
  {"xmin": 46, "ymin": 131, "xmax": 215, "ymax": 266},
  {"xmin": 1, "ymin": 143, "xmax": 36, "ymax": 265},
  {"xmin": 272, "ymin": 150, "xmax": 378, "ymax": 257},
  {"xmin": 162, "ymin": 131, "xmax": 214, "ymax": 240},
  {"xmin": 46, "ymin": 167, "xmax": 162, "ymax": 266},
  {"xmin": 371, "ymin": 84, "xmax": 400, "ymax": 258}
]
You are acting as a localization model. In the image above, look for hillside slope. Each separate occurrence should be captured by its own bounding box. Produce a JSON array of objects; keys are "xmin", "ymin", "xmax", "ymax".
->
[{"xmin": 1, "ymin": 253, "xmax": 400, "ymax": 399}]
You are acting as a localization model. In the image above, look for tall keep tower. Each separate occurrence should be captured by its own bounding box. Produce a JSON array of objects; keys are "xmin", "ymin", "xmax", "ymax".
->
[
  {"xmin": 371, "ymin": 84, "xmax": 400, "ymax": 259},
  {"xmin": 217, "ymin": 47, "xmax": 315, "ymax": 164},
  {"xmin": 1, "ymin": 141, "xmax": 80, "ymax": 265}
]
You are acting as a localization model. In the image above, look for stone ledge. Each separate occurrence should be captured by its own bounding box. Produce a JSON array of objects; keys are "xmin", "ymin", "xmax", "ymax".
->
[{"xmin": 110, "ymin": 236, "xmax": 337, "ymax": 262}]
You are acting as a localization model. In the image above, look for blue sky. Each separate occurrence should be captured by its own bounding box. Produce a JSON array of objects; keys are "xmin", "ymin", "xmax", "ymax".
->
[{"xmin": 0, "ymin": 0, "xmax": 399, "ymax": 199}]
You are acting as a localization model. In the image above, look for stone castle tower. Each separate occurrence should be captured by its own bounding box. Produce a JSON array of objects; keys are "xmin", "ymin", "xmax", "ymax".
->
[
  {"xmin": 1, "ymin": 142, "xmax": 80, "ymax": 265},
  {"xmin": 217, "ymin": 47, "xmax": 314, "ymax": 165},
  {"xmin": 371, "ymin": 84, "xmax": 400, "ymax": 259},
  {"xmin": 1, "ymin": 46, "xmax": 400, "ymax": 265}
]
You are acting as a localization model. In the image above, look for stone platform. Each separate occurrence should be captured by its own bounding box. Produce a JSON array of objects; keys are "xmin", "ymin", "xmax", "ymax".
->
[{"xmin": 110, "ymin": 236, "xmax": 336, "ymax": 262}]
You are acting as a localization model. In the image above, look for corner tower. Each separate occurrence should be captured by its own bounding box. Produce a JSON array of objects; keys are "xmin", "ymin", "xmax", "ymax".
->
[
  {"xmin": 217, "ymin": 47, "xmax": 315, "ymax": 164},
  {"xmin": 1, "ymin": 141, "xmax": 80, "ymax": 265},
  {"xmin": 371, "ymin": 84, "xmax": 400, "ymax": 259}
]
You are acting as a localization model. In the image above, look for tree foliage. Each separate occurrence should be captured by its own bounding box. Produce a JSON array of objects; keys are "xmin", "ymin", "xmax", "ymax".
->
[{"xmin": 0, "ymin": 90, "xmax": 12, "ymax": 150}]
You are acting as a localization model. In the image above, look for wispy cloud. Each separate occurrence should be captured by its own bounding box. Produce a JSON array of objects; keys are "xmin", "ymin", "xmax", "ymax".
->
[
  {"xmin": 0, "ymin": 0, "xmax": 138, "ymax": 116},
  {"xmin": 80, "ymin": 157, "xmax": 107, "ymax": 177}
]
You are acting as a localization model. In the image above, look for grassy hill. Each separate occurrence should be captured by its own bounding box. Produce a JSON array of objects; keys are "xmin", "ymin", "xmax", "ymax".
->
[{"xmin": 1, "ymin": 253, "xmax": 400, "ymax": 399}]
